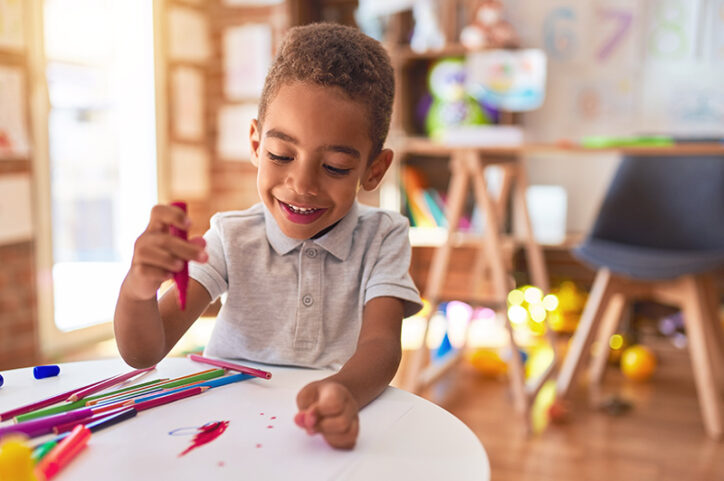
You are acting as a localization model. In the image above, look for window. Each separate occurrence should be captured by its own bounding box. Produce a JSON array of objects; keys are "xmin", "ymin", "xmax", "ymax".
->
[{"xmin": 42, "ymin": 0, "xmax": 157, "ymax": 332}]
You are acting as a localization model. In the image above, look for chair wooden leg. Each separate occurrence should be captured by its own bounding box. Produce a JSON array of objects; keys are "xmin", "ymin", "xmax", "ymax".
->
[
  {"xmin": 700, "ymin": 275, "xmax": 724, "ymax": 393},
  {"xmin": 512, "ymin": 162, "xmax": 550, "ymax": 293},
  {"xmin": 680, "ymin": 275, "xmax": 723, "ymax": 440},
  {"xmin": 588, "ymin": 292, "xmax": 628, "ymax": 388},
  {"xmin": 556, "ymin": 268, "xmax": 616, "ymax": 399}
]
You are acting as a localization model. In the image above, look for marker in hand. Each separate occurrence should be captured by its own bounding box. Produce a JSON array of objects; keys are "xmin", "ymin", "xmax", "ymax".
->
[{"xmin": 170, "ymin": 201, "xmax": 189, "ymax": 310}]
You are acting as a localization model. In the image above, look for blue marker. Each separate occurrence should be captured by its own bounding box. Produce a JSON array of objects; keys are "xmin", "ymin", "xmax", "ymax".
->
[
  {"xmin": 0, "ymin": 373, "xmax": 4, "ymax": 388},
  {"xmin": 33, "ymin": 365, "xmax": 60, "ymax": 379}
]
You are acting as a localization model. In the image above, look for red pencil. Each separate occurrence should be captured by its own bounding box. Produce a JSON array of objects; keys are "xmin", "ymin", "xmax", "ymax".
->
[
  {"xmin": 188, "ymin": 353, "xmax": 272, "ymax": 380},
  {"xmin": 35, "ymin": 424, "xmax": 91, "ymax": 481},
  {"xmin": 170, "ymin": 201, "xmax": 189, "ymax": 310},
  {"xmin": 67, "ymin": 366, "xmax": 156, "ymax": 402},
  {"xmin": 123, "ymin": 385, "xmax": 209, "ymax": 412}
]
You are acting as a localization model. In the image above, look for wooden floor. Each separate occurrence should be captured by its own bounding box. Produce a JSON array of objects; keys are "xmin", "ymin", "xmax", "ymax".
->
[{"xmin": 410, "ymin": 336, "xmax": 724, "ymax": 481}]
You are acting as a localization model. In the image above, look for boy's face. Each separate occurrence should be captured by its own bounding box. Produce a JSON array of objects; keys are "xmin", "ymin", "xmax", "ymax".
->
[{"xmin": 249, "ymin": 81, "xmax": 392, "ymax": 240}]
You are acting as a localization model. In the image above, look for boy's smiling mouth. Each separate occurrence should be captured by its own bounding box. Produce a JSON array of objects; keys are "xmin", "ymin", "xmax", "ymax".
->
[{"xmin": 278, "ymin": 200, "xmax": 328, "ymax": 224}]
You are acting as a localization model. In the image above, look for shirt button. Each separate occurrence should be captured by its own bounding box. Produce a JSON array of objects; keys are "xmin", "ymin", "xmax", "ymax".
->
[
  {"xmin": 306, "ymin": 248, "xmax": 318, "ymax": 258},
  {"xmin": 302, "ymin": 295, "xmax": 314, "ymax": 307}
]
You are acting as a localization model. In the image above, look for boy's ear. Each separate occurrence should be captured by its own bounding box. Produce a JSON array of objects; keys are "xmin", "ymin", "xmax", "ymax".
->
[
  {"xmin": 362, "ymin": 148, "xmax": 393, "ymax": 191},
  {"xmin": 249, "ymin": 118, "xmax": 261, "ymax": 167}
]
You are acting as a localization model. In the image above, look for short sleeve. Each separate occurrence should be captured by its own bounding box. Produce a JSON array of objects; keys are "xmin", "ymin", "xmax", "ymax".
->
[
  {"xmin": 188, "ymin": 213, "xmax": 229, "ymax": 302},
  {"xmin": 365, "ymin": 215, "xmax": 423, "ymax": 318}
]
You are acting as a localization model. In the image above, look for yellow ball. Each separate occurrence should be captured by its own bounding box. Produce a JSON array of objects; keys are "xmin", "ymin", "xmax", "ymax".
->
[
  {"xmin": 620, "ymin": 345, "xmax": 656, "ymax": 381},
  {"xmin": 468, "ymin": 349, "xmax": 507, "ymax": 377}
]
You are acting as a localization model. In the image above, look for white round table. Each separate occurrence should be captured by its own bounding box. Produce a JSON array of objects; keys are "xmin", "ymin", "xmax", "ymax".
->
[{"xmin": 0, "ymin": 357, "xmax": 489, "ymax": 480}]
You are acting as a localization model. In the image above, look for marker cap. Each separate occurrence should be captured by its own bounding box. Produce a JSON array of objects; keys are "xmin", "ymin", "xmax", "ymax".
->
[
  {"xmin": 33, "ymin": 365, "xmax": 60, "ymax": 379},
  {"xmin": 0, "ymin": 373, "xmax": 4, "ymax": 387}
]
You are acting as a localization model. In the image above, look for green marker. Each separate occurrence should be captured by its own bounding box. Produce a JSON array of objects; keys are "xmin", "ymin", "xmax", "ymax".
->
[
  {"xmin": 31, "ymin": 440, "xmax": 57, "ymax": 464},
  {"xmin": 581, "ymin": 135, "xmax": 674, "ymax": 148}
]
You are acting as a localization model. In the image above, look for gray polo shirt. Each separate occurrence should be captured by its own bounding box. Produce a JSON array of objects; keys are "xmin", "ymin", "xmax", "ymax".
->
[{"xmin": 189, "ymin": 201, "xmax": 422, "ymax": 369}]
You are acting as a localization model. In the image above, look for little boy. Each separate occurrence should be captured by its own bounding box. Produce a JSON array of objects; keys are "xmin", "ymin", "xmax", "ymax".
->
[{"xmin": 114, "ymin": 23, "xmax": 422, "ymax": 450}]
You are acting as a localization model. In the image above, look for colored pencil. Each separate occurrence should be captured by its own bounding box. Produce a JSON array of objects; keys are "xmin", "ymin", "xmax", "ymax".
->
[
  {"xmin": 15, "ymin": 378, "xmax": 167, "ymax": 422},
  {"xmin": 0, "ymin": 408, "xmax": 93, "ymax": 439},
  {"xmin": 123, "ymin": 385, "xmax": 208, "ymax": 412},
  {"xmin": 188, "ymin": 354, "xmax": 272, "ymax": 380},
  {"xmin": 127, "ymin": 372, "xmax": 252, "ymax": 405},
  {"xmin": 34, "ymin": 424, "xmax": 91, "ymax": 481},
  {"xmin": 85, "ymin": 369, "xmax": 224, "ymax": 406},
  {"xmin": 0, "ymin": 376, "xmax": 113, "ymax": 421},
  {"xmin": 67, "ymin": 366, "xmax": 156, "ymax": 402}
]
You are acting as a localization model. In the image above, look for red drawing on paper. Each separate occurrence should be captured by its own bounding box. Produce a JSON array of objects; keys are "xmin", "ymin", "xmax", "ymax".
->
[{"xmin": 178, "ymin": 421, "xmax": 230, "ymax": 457}]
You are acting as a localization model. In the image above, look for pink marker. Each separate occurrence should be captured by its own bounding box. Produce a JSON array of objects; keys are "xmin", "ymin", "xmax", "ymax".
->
[{"xmin": 170, "ymin": 201, "xmax": 189, "ymax": 310}]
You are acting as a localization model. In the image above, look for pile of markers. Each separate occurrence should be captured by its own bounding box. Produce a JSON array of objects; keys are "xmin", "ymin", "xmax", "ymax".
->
[{"xmin": 0, "ymin": 355, "xmax": 271, "ymax": 480}]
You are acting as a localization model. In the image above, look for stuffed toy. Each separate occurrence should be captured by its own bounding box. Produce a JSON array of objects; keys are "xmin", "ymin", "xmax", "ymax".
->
[{"xmin": 460, "ymin": 0, "xmax": 519, "ymax": 50}]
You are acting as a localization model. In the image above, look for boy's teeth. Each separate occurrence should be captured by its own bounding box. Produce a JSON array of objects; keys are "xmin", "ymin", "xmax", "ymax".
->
[{"xmin": 287, "ymin": 203, "xmax": 318, "ymax": 214}]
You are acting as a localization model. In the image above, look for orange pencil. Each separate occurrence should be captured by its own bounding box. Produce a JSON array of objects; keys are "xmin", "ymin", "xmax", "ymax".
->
[{"xmin": 34, "ymin": 424, "xmax": 91, "ymax": 480}]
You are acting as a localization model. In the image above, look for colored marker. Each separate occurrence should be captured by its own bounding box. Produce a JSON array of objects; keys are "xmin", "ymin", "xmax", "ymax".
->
[
  {"xmin": 67, "ymin": 366, "xmax": 156, "ymax": 402},
  {"xmin": 32, "ymin": 440, "xmax": 57, "ymax": 464},
  {"xmin": 0, "ymin": 373, "xmax": 4, "ymax": 388},
  {"xmin": 33, "ymin": 365, "xmax": 60, "ymax": 379},
  {"xmin": 53, "ymin": 407, "xmax": 138, "ymax": 437},
  {"xmin": 0, "ymin": 409, "xmax": 93, "ymax": 439},
  {"xmin": 34, "ymin": 425, "xmax": 91, "ymax": 481},
  {"xmin": 188, "ymin": 354, "xmax": 272, "ymax": 380},
  {"xmin": 170, "ymin": 200, "xmax": 189, "ymax": 310}
]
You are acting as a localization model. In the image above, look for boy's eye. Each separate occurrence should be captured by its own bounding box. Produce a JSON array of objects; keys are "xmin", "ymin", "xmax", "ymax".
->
[
  {"xmin": 267, "ymin": 152, "xmax": 293, "ymax": 162},
  {"xmin": 324, "ymin": 164, "xmax": 352, "ymax": 176}
]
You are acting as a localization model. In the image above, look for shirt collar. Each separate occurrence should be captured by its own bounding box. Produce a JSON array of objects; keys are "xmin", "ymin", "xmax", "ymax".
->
[{"xmin": 264, "ymin": 202, "xmax": 358, "ymax": 261}]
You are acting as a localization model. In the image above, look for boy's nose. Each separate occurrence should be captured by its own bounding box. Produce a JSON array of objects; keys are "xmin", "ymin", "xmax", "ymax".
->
[{"xmin": 286, "ymin": 162, "xmax": 319, "ymax": 197}]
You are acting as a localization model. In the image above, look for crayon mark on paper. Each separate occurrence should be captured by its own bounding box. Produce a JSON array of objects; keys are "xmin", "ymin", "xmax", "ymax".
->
[{"xmin": 170, "ymin": 421, "xmax": 230, "ymax": 457}]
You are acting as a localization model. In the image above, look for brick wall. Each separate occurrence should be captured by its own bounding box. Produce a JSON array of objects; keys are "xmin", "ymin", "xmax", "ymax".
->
[{"xmin": 0, "ymin": 243, "xmax": 38, "ymax": 369}]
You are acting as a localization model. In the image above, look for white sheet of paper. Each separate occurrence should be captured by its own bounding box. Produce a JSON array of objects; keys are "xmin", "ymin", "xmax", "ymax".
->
[
  {"xmin": 0, "ymin": 0, "xmax": 24, "ymax": 50},
  {"xmin": 58, "ymin": 384, "xmax": 412, "ymax": 480},
  {"xmin": 171, "ymin": 67, "xmax": 205, "ymax": 141},
  {"xmin": 217, "ymin": 103, "xmax": 257, "ymax": 161},
  {"xmin": 0, "ymin": 173, "xmax": 33, "ymax": 244},
  {"xmin": 170, "ymin": 144, "xmax": 210, "ymax": 199},
  {"xmin": 0, "ymin": 66, "xmax": 30, "ymax": 157},
  {"xmin": 223, "ymin": 24, "xmax": 271, "ymax": 100},
  {"xmin": 168, "ymin": 6, "xmax": 210, "ymax": 62}
]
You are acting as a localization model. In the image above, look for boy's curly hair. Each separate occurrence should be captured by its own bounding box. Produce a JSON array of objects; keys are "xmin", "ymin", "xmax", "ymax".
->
[{"xmin": 258, "ymin": 23, "xmax": 395, "ymax": 158}]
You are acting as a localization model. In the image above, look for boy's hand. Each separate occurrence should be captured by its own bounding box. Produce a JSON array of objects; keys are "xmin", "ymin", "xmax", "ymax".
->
[
  {"xmin": 124, "ymin": 204, "xmax": 208, "ymax": 302},
  {"xmin": 295, "ymin": 381, "xmax": 359, "ymax": 450}
]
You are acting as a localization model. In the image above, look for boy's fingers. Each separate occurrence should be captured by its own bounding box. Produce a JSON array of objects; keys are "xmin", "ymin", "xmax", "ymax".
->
[
  {"xmin": 147, "ymin": 204, "xmax": 190, "ymax": 233},
  {"xmin": 318, "ymin": 410, "xmax": 356, "ymax": 434},
  {"xmin": 322, "ymin": 419, "xmax": 359, "ymax": 450},
  {"xmin": 135, "ymin": 242, "xmax": 187, "ymax": 272},
  {"xmin": 316, "ymin": 384, "xmax": 347, "ymax": 417}
]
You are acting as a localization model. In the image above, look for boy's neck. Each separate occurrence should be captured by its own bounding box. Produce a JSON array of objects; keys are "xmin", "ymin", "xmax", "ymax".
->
[{"xmin": 311, "ymin": 220, "xmax": 340, "ymax": 240}]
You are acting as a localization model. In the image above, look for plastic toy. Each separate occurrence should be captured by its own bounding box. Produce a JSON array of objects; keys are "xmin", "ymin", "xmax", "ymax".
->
[
  {"xmin": 620, "ymin": 345, "xmax": 656, "ymax": 381},
  {"xmin": 425, "ymin": 58, "xmax": 489, "ymax": 139},
  {"xmin": 460, "ymin": 0, "xmax": 519, "ymax": 50},
  {"xmin": 0, "ymin": 437, "xmax": 36, "ymax": 481}
]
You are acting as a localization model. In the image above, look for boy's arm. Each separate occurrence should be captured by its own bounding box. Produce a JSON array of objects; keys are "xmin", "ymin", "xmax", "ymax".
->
[
  {"xmin": 113, "ymin": 204, "xmax": 212, "ymax": 368},
  {"xmin": 114, "ymin": 279, "xmax": 211, "ymax": 368},
  {"xmin": 295, "ymin": 296, "xmax": 404, "ymax": 449}
]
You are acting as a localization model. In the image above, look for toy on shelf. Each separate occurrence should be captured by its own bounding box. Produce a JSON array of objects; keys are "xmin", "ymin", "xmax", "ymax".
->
[
  {"xmin": 424, "ymin": 57, "xmax": 489, "ymax": 139},
  {"xmin": 410, "ymin": 0, "xmax": 445, "ymax": 53},
  {"xmin": 460, "ymin": 0, "xmax": 519, "ymax": 50}
]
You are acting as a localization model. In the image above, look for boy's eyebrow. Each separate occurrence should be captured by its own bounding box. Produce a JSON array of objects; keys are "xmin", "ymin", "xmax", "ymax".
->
[{"xmin": 265, "ymin": 128, "xmax": 361, "ymax": 160}]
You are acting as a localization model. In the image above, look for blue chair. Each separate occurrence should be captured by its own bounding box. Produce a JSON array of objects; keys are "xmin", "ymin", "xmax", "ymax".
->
[{"xmin": 555, "ymin": 154, "xmax": 724, "ymax": 439}]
